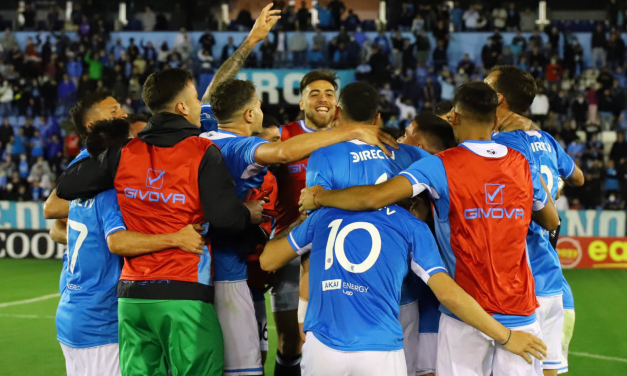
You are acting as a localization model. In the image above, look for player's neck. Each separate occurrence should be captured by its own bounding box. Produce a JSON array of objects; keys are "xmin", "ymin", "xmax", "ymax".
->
[
  {"xmin": 218, "ymin": 124, "xmax": 252, "ymax": 137},
  {"xmin": 458, "ymin": 126, "xmax": 493, "ymax": 144},
  {"xmin": 304, "ymin": 118, "xmax": 331, "ymax": 131}
]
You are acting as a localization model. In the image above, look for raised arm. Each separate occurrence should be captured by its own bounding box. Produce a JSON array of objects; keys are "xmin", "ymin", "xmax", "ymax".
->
[
  {"xmin": 43, "ymin": 189, "xmax": 69, "ymax": 219},
  {"xmin": 202, "ymin": 3, "xmax": 281, "ymax": 102},
  {"xmin": 299, "ymin": 176, "xmax": 414, "ymax": 213},
  {"xmin": 56, "ymin": 147, "xmax": 122, "ymax": 200},
  {"xmin": 255, "ymin": 123, "xmax": 398, "ymax": 165},
  {"xmin": 427, "ymin": 273, "xmax": 547, "ymax": 364},
  {"xmin": 107, "ymin": 224, "xmax": 205, "ymax": 257}
]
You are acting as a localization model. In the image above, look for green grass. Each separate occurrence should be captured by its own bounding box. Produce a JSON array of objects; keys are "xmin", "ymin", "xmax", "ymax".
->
[{"xmin": 0, "ymin": 260, "xmax": 625, "ymax": 375}]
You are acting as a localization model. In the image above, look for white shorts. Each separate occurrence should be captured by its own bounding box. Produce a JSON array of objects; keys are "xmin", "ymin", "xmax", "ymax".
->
[
  {"xmin": 253, "ymin": 296, "xmax": 269, "ymax": 352},
  {"xmin": 301, "ymin": 332, "xmax": 407, "ymax": 376},
  {"xmin": 399, "ymin": 301, "xmax": 420, "ymax": 376},
  {"xmin": 537, "ymin": 295, "xmax": 565, "ymax": 369},
  {"xmin": 270, "ymin": 257, "xmax": 300, "ymax": 312},
  {"xmin": 436, "ymin": 314, "xmax": 543, "ymax": 376},
  {"xmin": 416, "ymin": 333, "xmax": 437, "ymax": 376},
  {"xmin": 214, "ymin": 281, "xmax": 263, "ymax": 375},
  {"xmin": 60, "ymin": 343, "xmax": 121, "ymax": 376},
  {"xmin": 558, "ymin": 309, "xmax": 576, "ymax": 374}
]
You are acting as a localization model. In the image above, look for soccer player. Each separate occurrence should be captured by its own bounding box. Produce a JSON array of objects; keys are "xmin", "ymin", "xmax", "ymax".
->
[
  {"xmin": 259, "ymin": 202, "xmax": 546, "ymax": 376},
  {"xmin": 300, "ymin": 82, "xmax": 560, "ymax": 376},
  {"xmin": 56, "ymin": 118, "xmax": 205, "ymax": 376},
  {"xmin": 433, "ymin": 100, "xmax": 453, "ymax": 123},
  {"xmin": 55, "ymin": 68, "xmax": 265, "ymax": 376},
  {"xmin": 486, "ymin": 66, "xmax": 585, "ymax": 376},
  {"xmin": 201, "ymin": 78, "xmax": 396, "ymax": 375},
  {"xmin": 301, "ymin": 81, "xmax": 450, "ymax": 376},
  {"xmin": 559, "ymin": 277, "xmax": 575, "ymax": 374}
]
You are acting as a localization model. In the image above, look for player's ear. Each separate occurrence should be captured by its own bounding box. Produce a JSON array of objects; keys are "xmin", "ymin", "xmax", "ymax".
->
[
  {"xmin": 175, "ymin": 101, "xmax": 188, "ymax": 116},
  {"xmin": 299, "ymin": 99, "xmax": 305, "ymax": 111},
  {"xmin": 244, "ymin": 108, "xmax": 254, "ymax": 124},
  {"xmin": 497, "ymin": 93, "xmax": 505, "ymax": 106}
]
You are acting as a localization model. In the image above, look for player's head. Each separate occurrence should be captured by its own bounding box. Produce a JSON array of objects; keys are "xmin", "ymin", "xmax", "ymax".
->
[
  {"xmin": 451, "ymin": 82, "xmax": 499, "ymax": 142},
  {"xmin": 70, "ymin": 91, "xmax": 127, "ymax": 137},
  {"xmin": 299, "ymin": 69, "xmax": 338, "ymax": 129},
  {"xmin": 210, "ymin": 79, "xmax": 263, "ymax": 134},
  {"xmin": 485, "ymin": 65, "xmax": 536, "ymax": 117},
  {"xmin": 257, "ymin": 114, "xmax": 282, "ymax": 143},
  {"xmin": 335, "ymin": 81, "xmax": 380, "ymax": 126},
  {"xmin": 142, "ymin": 68, "xmax": 201, "ymax": 127},
  {"xmin": 126, "ymin": 113, "xmax": 150, "ymax": 138},
  {"xmin": 84, "ymin": 118, "xmax": 131, "ymax": 157},
  {"xmin": 433, "ymin": 100, "xmax": 454, "ymax": 123},
  {"xmin": 399, "ymin": 112, "xmax": 457, "ymax": 154}
]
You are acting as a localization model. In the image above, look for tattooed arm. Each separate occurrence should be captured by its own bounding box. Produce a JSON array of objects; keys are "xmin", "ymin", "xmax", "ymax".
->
[{"xmin": 202, "ymin": 3, "xmax": 281, "ymax": 102}]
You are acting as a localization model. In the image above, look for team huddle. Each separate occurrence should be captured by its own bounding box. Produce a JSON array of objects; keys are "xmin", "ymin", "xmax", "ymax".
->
[{"xmin": 45, "ymin": 4, "xmax": 585, "ymax": 376}]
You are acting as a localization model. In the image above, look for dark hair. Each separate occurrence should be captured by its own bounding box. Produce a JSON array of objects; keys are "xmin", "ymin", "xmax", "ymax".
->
[
  {"xmin": 126, "ymin": 113, "xmax": 150, "ymax": 124},
  {"xmin": 414, "ymin": 113, "xmax": 457, "ymax": 152},
  {"xmin": 84, "ymin": 118, "xmax": 130, "ymax": 157},
  {"xmin": 299, "ymin": 69, "xmax": 338, "ymax": 93},
  {"xmin": 142, "ymin": 68, "xmax": 193, "ymax": 113},
  {"xmin": 209, "ymin": 79, "xmax": 257, "ymax": 122},
  {"xmin": 69, "ymin": 91, "xmax": 113, "ymax": 136},
  {"xmin": 338, "ymin": 81, "xmax": 379, "ymax": 123},
  {"xmin": 491, "ymin": 65, "xmax": 537, "ymax": 114},
  {"xmin": 262, "ymin": 114, "xmax": 280, "ymax": 128},
  {"xmin": 454, "ymin": 82, "xmax": 499, "ymax": 123},
  {"xmin": 380, "ymin": 126, "xmax": 403, "ymax": 140},
  {"xmin": 433, "ymin": 100, "xmax": 454, "ymax": 117}
]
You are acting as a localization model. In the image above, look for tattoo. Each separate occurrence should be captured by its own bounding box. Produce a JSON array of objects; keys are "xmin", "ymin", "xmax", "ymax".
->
[{"xmin": 202, "ymin": 39, "xmax": 254, "ymax": 103}]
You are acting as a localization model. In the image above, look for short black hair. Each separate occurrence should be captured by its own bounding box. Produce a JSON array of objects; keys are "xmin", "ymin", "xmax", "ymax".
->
[
  {"xmin": 338, "ymin": 81, "xmax": 379, "ymax": 123},
  {"xmin": 414, "ymin": 113, "xmax": 457, "ymax": 152},
  {"xmin": 299, "ymin": 69, "xmax": 338, "ymax": 93},
  {"xmin": 454, "ymin": 82, "xmax": 499, "ymax": 123},
  {"xmin": 126, "ymin": 113, "xmax": 150, "ymax": 124},
  {"xmin": 380, "ymin": 126, "xmax": 403, "ymax": 140},
  {"xmin": 142, "ymin": 68, "xmax": 193, "ymax": 113},
  {"xmin": 433, "ymin": 100, "xmax": 454, "ymax": 117},
  {"xmin": 491, "ymin": 65, "xmax": 537, "ymax": 114},
  {"xmin": 209, "ymin": 79, "xmax": 257, "ymax": 122},
  {"xmin": 69, "ymin": 91, "xmax": 113, "ymax": 137},
  {"xmin": 84, "ymin": 118, "xmax": 130, "ymax": 157},
  {"xmin": 262, "ymin": 114, "xmax": 280, "ymax": 128}
]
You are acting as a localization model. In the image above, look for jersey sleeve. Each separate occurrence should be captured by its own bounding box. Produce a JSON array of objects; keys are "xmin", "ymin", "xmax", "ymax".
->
[
  {"xmin": 96, "ymin": 189, "xmax": 127, "ymax": 239},
  {"xmin": 200, "ymin": 103, "xmax": 218, "ymax": 133},
  {"xmin": 398, "ymin": 156, "xmax": 448, "ymax": 200},
  {"xmin": 530, "ymin": 164, "xmax": 549, "ymax": 211},
  {"xmin": 409, "ymin": 220, "xmax": 448, "ymax": 283},
  {"xmin": 286, "ymin": 211, "xmax": 318, "ymax": 255},
  {"xmin": 232, "ymin": 137, "xmax": 269, "ymax": 179},
  {"xmin": 550, "ymin": 135, "xmax": 576, "ymax": 179},
  {"xmin": 306, "ymin": 149, "xmax": 334, "ymax": 189},
  {"xmin": 67, "ymin": 149, "xmax": 90, "ymax": 167},
  {"xmin": 493, "ymin": 131, "xmax": 538, "ymax": 167},
  {"xmin": 404, "ymin": 145, "xmax": 433, "ymax": 162}
]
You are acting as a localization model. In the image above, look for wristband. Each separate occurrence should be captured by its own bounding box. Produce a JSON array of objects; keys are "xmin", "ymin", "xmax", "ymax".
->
[
  {"xmin": 297, "ymin": 298, "xmax": 308, "ymax": 324},
  {"xmin": 501, "ymin": 329, "xmax": 512, "ymax": 346}
]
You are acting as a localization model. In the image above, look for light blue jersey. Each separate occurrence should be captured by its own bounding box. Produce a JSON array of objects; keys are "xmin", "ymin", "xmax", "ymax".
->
[
  {"xmin": 562, "ymin": 276, "xmax": 575, "ymax": 310},
  {"xmin": 69, "ymin": 148, "xmax": 89, "ymax": 167},
  {"xmin": 306, "ymin": 140, "xmax": 432, "ymax": 305},
  {"xmin": 288, "ymin": 206, "xmax": 447, "ymax": 351},
  {"xmin": 200, "ymin": 130, "xmax": 268, "ymax": 281},
  {"xmin": 56, "ymin": 189, "xmax": 126, "ymax": 348},
  {"xmin": 200, "ymin": 103, "xmax": 219, "ymax": 133},
  {"xmin": 493, "ymin": 130, "xmax": 575, "ymax": 297}
]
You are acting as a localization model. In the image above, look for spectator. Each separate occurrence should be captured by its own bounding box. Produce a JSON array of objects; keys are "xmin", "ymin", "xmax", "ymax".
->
[
  {"xmin": 520, "ymin": 8, "xmax": 536, "ymax": 31},
  {"xmin": 400, "ymin": 3, "xmax": 415, "ymax": 31},
  {"xmin": 564, "ymin": 37, "xmax": 585, "ymax": 77},
  {"xmin": 0, "ymin": 118, "xmax": 13, "ymax": 146},
  {"xmin": 591, "ymin": 24, "xmax": 607, "ymax": 70},
  {"xmin": 140, "ymin": 6, "xmax": 157, "ymax": 31},
  {"xmin": 1, "ymin": 28, "xmax": 18, "ymax": 51},
  {"xmin": 497, "ymin": 46, "xmax": 514, "ymax": 66},
  {"xmin": 454, "ymin": 67, "xmax": 469, "ymax": 87},
  {"xmin": 439, "ymin": 74, "xmax": 455, "ymax": 101},
  {"xmin": 411, "ymin": 14, "xmax": 425, "ymax": 35},
  {"xmin": 519, "ymin": 55, "xmax": 531, "ymax": 73},
  {"xmin": 27, "ymin": 156, "xmax": 52, "ymax": 183},
  {"xmin": 374, "ymin": 30, "xmax": 391, "ymax": 53},
  {"xmin": 221, "ymin": 37, "xmax": 237, "ymax": 62},
  {"xmin": 567, "ymin": 136, "xmax": 586, "ymax": 159},
  {"xmin": 457, "ymin": 54, "xmax": 475, "ymax": 76},
  {"xmin": 307, "ymin": 45, "xmax": 325, "ymax": 68},
  {"xmin": 328, "ymin": 0, "xmax": 346, "ymax": 29},
  {"xmin": 610, "ymin": 131, "xmax": 627, "ymax": 166},
  {"xmin": 46, "ymin": 133, "xmax": 63, "ymax": 172},
  {"xmin": 492, "ymin": 5, "xmax": 507, "ymax": 31},
  {"xmin": 174, "ymin": 28, "xmax": 193, "ymax": 60},
  {"xmin": 450, "ymin": 2, "xmax": 463, "ymax": 32},
  {"xmin": 0, "ymin": 81, "xmax": 13, "ymax": 116},
  {"xmin": 415, "ymin": 29, "xmax": 430, "ymax": 67},
  {"xmin": 586, "ymin": 132, "xmax": 605, "ymax": 162},
  {"xmin": 198, "ymin": 48, "xmax": 215, "ymax": 72},
  {"xmin": 481, "ymin": 38, "xmax": 498, "ymax": 70},
  {"xmin": 297, "ymin": 2, "xmax": 311, "ymax": 30},
  {"xmin": 607, "ymin": 32, "xmax": 626, "ymax": 69},
  {"xmin": 22, "ymin": 118, "xmax": 35, "ymax": 139},
  {"xmin": 598, "ymin": 67, "xmax": 614, "ymax": 90},
  {"xmin": 395, "ymin": 96, "xmax": 416, "ymax": 123},
  {"xmin": 199, "ymin": 28, "xmax": 216, "ymax": 53},
  {"xmin": 84, "ymin": 51, "xmax": 103, "ymax": 81},
  {"xmin": 344, "ymin": 9, "xmax": 360, "ymax": 31},
  {"xmin": 289, "ymin": 27, "xmax": 308, "ymax": 67},
  {"xmin": 67, "ymin": 56, "xmax": 83, "ymax": 85},
  {"xmin": 170, "ymin": 3, "xmax": 187, "ymax": 31},
  {"xmin": 463, "ymin": 6, "xmax": 480, "ymax": 31},
  {"xmin": 422, "ymin": 77, "xmax": 440, "ymax": 107},
  {"xmin": 157, "ymin": 42, "xmax": 170, "ymax": 64},
  {"xmin": 603, "ymin": 192, "xmax": 623, "ymax": 210},
  {"xmin": 531, "ymin": 87, "xmax": 550, "ymax": 127},
  {"xmin": 64, "ymin": 130, "xmax": 80, "ymax": 158},
  {"xmin": 316, "ymin": 1, "xmax": 334, "ymax": 30},
  {"xmin": 598, "ymin": 89, "xmax": 615, "ymax": 130},
  {"xmin": 17, "ymin": 154, "xmax": 29, "ymax": 180},
  {"xmin": 236, "ymin": 8, "xmax": 254, "ymax": 30},
  {"xmin": 312, "ymin": 28, "xmax": 327, "ymax": 55},
  {"xmin": 432, "ymin": 39, "xmax": 448, "ymax": 72},
  {"xmin": 546, "ymin": 56, "xmax": 563, "ymax": 83},
  {"xmin": 528, "ymin": 46, "xmax": 548, "ymax": 68},
  {"xmin": 587, "ymin": 86, "xmax": 600, "ymax": 124},
  {"xmin": 505, "ymin": 3, "xmax": 520, "ymax": 31},
  {"xmin": 57, "ymin": 74, "xmax": 76, "ymax": 113},
  {"xmin": 549, "ymin": 90, "xmax": 569, "ymax": 122}
]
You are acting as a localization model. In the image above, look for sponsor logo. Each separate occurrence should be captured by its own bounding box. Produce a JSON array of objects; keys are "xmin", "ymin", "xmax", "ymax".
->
[
  {"xmin": 350, "ymin": 150, "xmax": 394, "ymax": 163},
  {"xmin": 67, "ymin": 284, "xmax": 83, "ymax": 290},
  {"xmin": 322, "ymin": 279, "xmax": 342, "ymax": 291},
  {"xmin": 0, "ymin": 230, "xmax": 65, "ymax": 259},
  {"xmin": 485, "ymin": 184, "xmax": 504, "ymax": 205},
  {"xmin": 342, "ymin": 281, "xmax": 369, "ymax": 294},
  {"xmin": 557, "ymin": 237, "xmax": 627, "ymax": 269},
  {"xmin": 556, "ymin": 237, "xmax": 583, "ymax": 269},
  {"xmin": 464, "ymin": 183, "xmax": 525, "ymax": 220},
  {"xmin": 146, "ymin": 169, "xmax": 166, "ymax": 189},
  {"xmin": 530, "ymin": 141, "xmax": 552, "ymax": 153},
  {"xmin": 288, "ymin": 163, "xmax": 307, "ymax": 174},
  {"xmin": 124, "ymin": 188, "xmax": 186, "ymax": 204}
]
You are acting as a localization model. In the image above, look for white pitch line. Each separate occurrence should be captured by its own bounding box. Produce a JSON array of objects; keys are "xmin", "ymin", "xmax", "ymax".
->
[
  {"xmin": 0, "ymin": 293, "xmax": 60, "ymax": 308},
  {"xmin": 571, "ymin": 351, "xmax": 627, "ymax": 363},
  {"xmin": 0, "ymin": 313, "xmax": 55, "ymax": 319}
]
